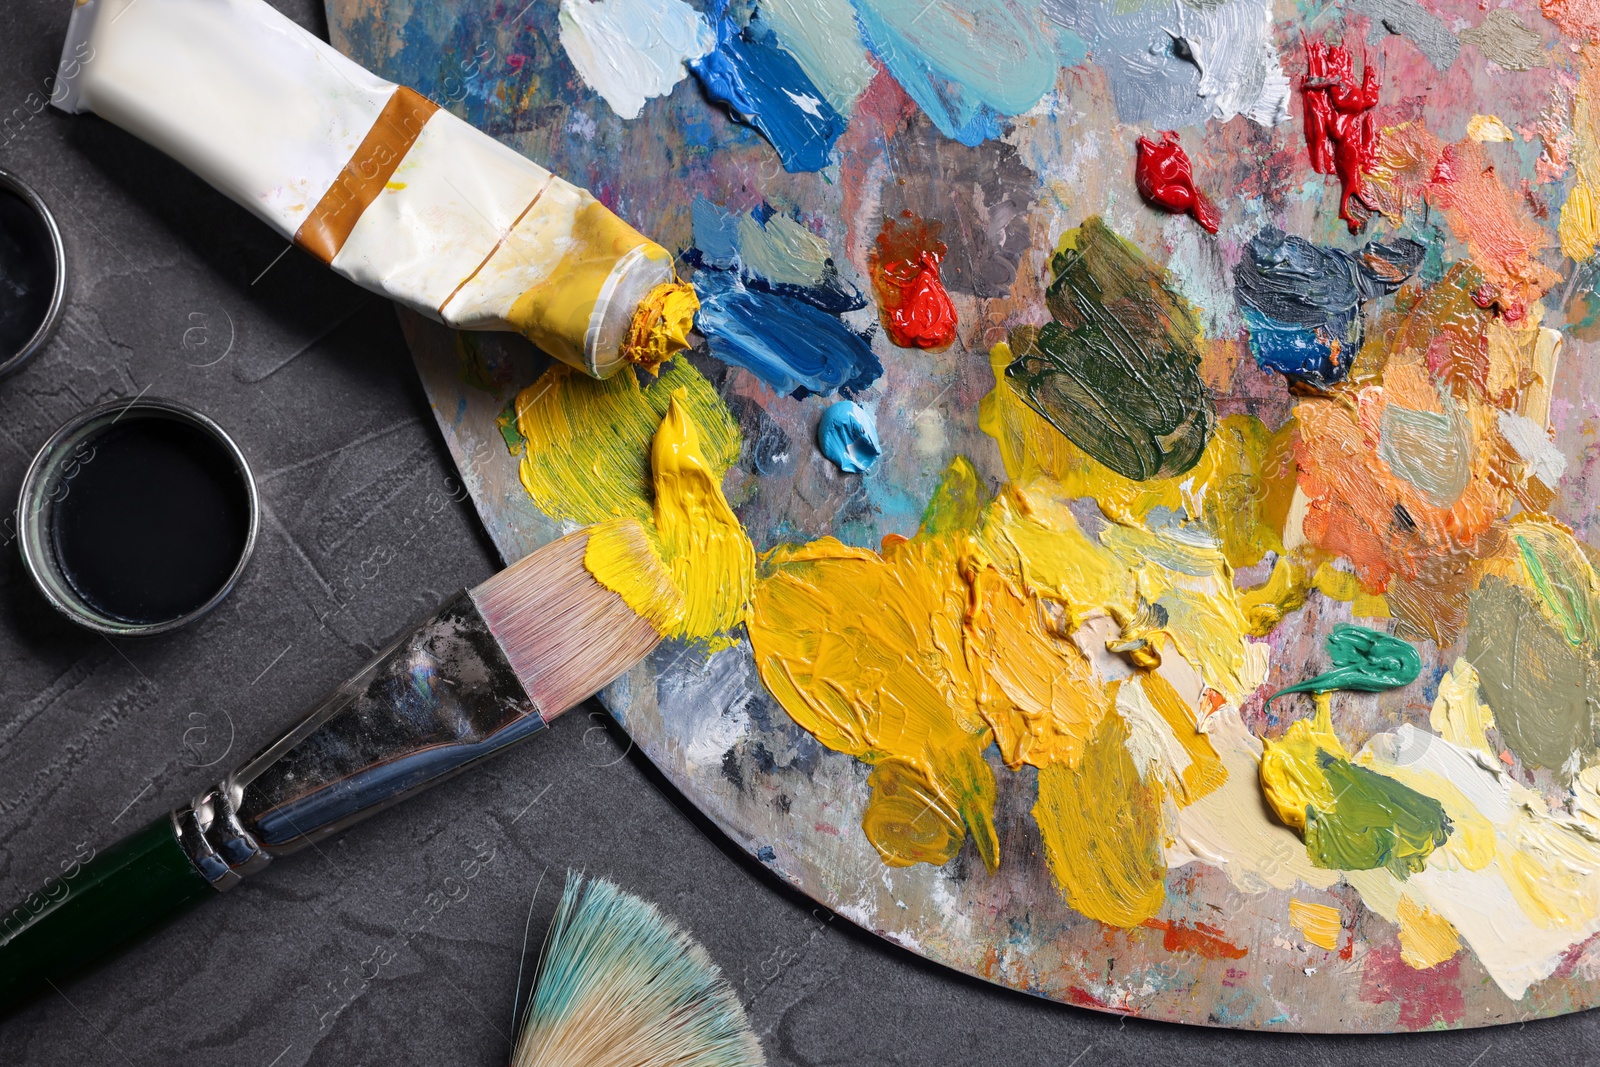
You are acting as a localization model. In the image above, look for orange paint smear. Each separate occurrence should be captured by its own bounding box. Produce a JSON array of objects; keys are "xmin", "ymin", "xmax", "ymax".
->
[
  {"xmin": 1142, "ymin": 919, "xmax": 1250, "ymax": 960},
  {"xmin": 1294, "ymin": 389, "xmax": 1506, "ymax": 595},
  {"xmin": 870, "ymin": 211, "xmax": 958, "ymax": 349},
  {"xmin": 1366, "ymin": 125, "xmax": 1560, "ymax": 315},
  {"xmin": 1543, "ymin": 0, "xmax": 1600, "ymax": 42}
]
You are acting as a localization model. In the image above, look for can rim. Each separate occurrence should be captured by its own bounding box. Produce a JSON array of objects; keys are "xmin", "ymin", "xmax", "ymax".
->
[
  {"xmin": 16, "ymin": 397, "xmax": 261, "ymax": 636},
  {"xmin": 0, "ymin": 167, "xmax": 68, "ymax": 379}
]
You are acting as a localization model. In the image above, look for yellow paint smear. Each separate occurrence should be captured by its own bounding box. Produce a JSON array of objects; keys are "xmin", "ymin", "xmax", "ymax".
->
[
  {"xmin": 1466, "ymin": 114, "xmax": 1515, "ymax": 143},
  {"xmin": 583, "ymin": 517, "xmax": 685, "ymax": 635},
  {"xmin": 622, "ymin": 281, "xmax": 699, "ymax": 374},
  {"xmin": 750, "ymin": 531, "xmax": 1001, "ymax": 871},
  {"xmin": 650, "ymin": 391, "xmax": 756, "ymax": 638},
  {"xmin": 1288, "ymin": 898, "xmax": 1342, "ymax": 950},
  {"xmin": 1429, "ymin": 659, "xmax": 1496, "ymax": 754},
  {"xmin": 1139, "ymin": 670, "xmax": 1227, "ymax": 805},
  {"xmin": 1396, "ymin": 895, "xmax": 1461, "ymax": 969},
  {"xmin": 515, "ymin": 359, "xmax": 738, "ymax": 526},
  {"xmin": 1563, "ymin": 48, "xmax": 1600, "ymax": 262},
  {"xmin": 966, "ymin": 562, "xmax": 1113, "ymax": 770},
  {"xmin": 582, "ymin": 393, "xmax": 754, "ymax": 643},
  {"xmin": 1259, "ymin": 693, "xmax": 1347, "ymax": 832},
  {"xmin": 1034, "ymin": 713, "xmax": 1167, "ymax": 928},
  {"xmin": 747, "ymin": 455, "xmax": 1276, "ymax": 915}
]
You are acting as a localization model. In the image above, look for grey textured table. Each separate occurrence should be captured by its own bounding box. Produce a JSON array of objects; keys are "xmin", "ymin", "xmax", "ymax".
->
[{"xmin": 0, "ymin": 2, "xmax": 1594, "ymax": 1064}]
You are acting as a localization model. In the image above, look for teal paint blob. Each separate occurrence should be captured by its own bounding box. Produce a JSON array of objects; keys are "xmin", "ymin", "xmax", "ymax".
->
[
  {"xmin": 817, "ymin": 400, "xmax": 880, "ymax": 473},
  {"xmin": 1266, "ymin": 624, "xmax": 1423, "ymax": 709}
]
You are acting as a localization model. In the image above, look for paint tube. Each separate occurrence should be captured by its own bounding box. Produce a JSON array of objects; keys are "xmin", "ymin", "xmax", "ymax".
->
[{"xmin": 51, "ymin": 0, "xmax": 695, "ymax": 378}]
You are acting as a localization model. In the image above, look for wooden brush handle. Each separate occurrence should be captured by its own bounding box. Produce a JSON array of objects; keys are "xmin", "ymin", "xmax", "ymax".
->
[{"xmin": 0, "ymin": 815, "xmax": 215, "ymax": 1015}]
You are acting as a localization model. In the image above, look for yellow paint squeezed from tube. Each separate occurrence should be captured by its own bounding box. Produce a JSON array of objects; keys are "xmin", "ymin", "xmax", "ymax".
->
[
  {"xmin": 506, "ymin": 200, "xmax": 663, "ymax": 371},
  {"xmin": 584, "ymin": 392, "xmax": 756, "ymax": 643},
  {"xmin": 623, "ymin": 282, "xmax": 700, "ymax": 374}
]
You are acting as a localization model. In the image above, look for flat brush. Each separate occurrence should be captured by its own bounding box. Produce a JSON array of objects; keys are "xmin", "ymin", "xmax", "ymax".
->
[{"xmin": 0, "ymin": 521, "xmax": 673, "ymax": 1014}]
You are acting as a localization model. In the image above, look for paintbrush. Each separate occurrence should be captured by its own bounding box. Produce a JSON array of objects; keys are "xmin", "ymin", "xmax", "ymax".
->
[
  {"xmin": 511, "ymin": 873, "xmax": 765, "ymax": 1067},
  {"xmin": 0, "ymin": 520, "xmax": 675, "ymax": 1015}
]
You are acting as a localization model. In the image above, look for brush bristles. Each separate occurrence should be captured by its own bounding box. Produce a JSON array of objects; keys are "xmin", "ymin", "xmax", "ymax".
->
[
  {"xmin": 513, "ymin": 873, "xmax": 766, "ymax": 1067},
  {"xmin": 472, "ymin": 531, "xmax": 661, "ymax": 719}
]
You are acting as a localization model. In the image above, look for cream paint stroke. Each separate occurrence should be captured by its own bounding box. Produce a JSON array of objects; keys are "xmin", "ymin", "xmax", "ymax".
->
[
  {"xmin": 1153, "ymin": 651, "xmax": 1338, "ymax": 893},
  {"xmin": 1354, "ymin": 724, "xmax": 1600, "ymax": 999},
  {"xmin": 557, "ymin": 0, "xmax": 714, "ymax": 120}
]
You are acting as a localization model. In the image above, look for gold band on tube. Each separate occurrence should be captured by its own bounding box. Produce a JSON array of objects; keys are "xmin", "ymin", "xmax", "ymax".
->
[{"xmin": 293, "ymin": 86, "xmax": 439, "ymax": 264}]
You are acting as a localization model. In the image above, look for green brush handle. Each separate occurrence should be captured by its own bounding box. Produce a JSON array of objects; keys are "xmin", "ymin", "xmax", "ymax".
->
[{"xmin": 0, "ymin": 815, "xmax": 214, "ymax": 1015}]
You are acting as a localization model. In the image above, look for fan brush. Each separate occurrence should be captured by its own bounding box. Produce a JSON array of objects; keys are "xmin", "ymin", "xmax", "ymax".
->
[{"xmin": 512, "ymin": 873, "xmax": 765, "ymax": 1067}]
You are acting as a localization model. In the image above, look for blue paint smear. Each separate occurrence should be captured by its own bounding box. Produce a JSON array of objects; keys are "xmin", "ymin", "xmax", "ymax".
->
[
  {"xmin": 694, "ymin": 270, "xmax": 881, "ymax": 397},
  {"xmin": 817, "ymin": 400, "xmax": 881, "ymax": 473},
  {"xmin": 1240, "ymin": 308, "xmax": 1344, "ymax": 387},
  {"xmin": 689, "ymin": 196, "xmax": 867, "ymax": 313},
  {"xmin": 690, "ymin": 12, "xmax": 848, "ymax": 173},
  {"xmin": 1235, "ymin": 227, "xmax": 1423, "ymax": 387},
  {"xmin": 691, "ymin": 196, "xmax": 743, "ymax": 270}
]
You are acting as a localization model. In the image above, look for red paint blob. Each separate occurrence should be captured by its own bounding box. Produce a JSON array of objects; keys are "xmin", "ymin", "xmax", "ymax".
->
[
  {"xmin": 1134, "ymin": 131, "xmax": 1219, "ymax": 234},
  {"xmin": 871, "ymin": 211, "xmax": 958, "ymax": 350},
  {"xmin": 1302, "ymin": 38, "xmax": 1381, "ymax": 233}
]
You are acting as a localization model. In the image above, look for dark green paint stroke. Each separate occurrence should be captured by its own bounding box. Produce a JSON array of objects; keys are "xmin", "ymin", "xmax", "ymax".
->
[
  {"xmin": 1267, "ymin": 624, "xmax": 1422, "ymax": 709},
  {"xmin": 1304, "ymin": 753, "xmax": 1452, "ymax": 877},
  {"xmin": 1467, "ymin": 576, "xmax": 1600, "ymax": 772},
  {"xmin": 1005, "ymin": 217, "xmax": 1214, "ymax": 481}
]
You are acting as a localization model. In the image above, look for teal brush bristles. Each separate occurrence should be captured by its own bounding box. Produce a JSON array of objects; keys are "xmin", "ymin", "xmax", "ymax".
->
[{"xmin": 511, "ymin": 872, "xmax": 766, "ymax": 1067}]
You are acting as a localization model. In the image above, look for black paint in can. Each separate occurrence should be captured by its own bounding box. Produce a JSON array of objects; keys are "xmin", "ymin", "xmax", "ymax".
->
[{"xmin": 18, "ymin": 400, "xmax": 259, "ymax": 635}]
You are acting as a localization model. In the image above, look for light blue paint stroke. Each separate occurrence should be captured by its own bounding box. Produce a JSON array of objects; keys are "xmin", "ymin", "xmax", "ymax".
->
[
  {"xmin": 852, "ymin": 0, "xmax": 1059, "ymax": 145},
  {"xmin": 689, "ymin": 11, "xmax": 849, "ymax": 172},
  {"xmin": 761, "ymin": 0, "xmax": 877, "ymax": 114},
  {"xmin": 691, "ymin": 196, "xmax": 742, "ymax": 270},
  {"xmin": 817, "ymin": 400, "xmax": 881, "ymax": 473},
  {"xmin": 691, "ymin": 196, "xmax": 867, "ymax": 313},
  {"xmin": 693, "ymin": 270, "xmax": 881, "ymax": 397}
]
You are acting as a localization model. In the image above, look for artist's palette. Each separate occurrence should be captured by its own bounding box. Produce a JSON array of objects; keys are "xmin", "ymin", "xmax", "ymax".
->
[{"xmin": 331, "ymin": 0, "xmax": 1600, "ymax": 1030}]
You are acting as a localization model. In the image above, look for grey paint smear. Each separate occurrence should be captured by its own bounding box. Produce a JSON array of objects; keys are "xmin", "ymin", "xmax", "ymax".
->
[
  {"xmin": 1044, "ymin": 0, "xmax": 1290, "ymax": 128},
  {"xmin": 1460, "ymin": 9, "xmax": 1547, "ymax": 72},
  {"xmin": 1234, "ymin": 227, "xmax": 1424, "ymax": 332},
  {"xmin": 1467, "ymin": 576, "xmax": 1600, "ymax": 774},
  {"xmin": 1378, "ymin": 391, "xmax": 1471, "ymax": 508},
  {"xmin": 1347, "ymin": 0, "xmax": 1461, "ymax": 73},
  {"xmin": 881, "ymin": 112, "xmax": 1038, "ymax": 298}
]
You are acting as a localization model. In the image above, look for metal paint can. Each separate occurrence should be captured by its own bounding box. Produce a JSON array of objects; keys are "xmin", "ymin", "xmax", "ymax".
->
[
  {"xmin": 0, "ymin": 168, "xmax": 67, "ymax": 378},
  {"xmin": 17, "ymin": 398, "xmax": 260, "ymax": 636}
]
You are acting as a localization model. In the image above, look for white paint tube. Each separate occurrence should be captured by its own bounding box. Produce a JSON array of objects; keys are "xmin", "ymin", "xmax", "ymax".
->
[{"xmin": 52, "ymin": 0, "xmax": 696, "ymax": 378}]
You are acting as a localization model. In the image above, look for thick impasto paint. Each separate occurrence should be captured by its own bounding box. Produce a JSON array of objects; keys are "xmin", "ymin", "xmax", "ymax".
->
[{"xmin": 336, "ymin": 0, "xmax": 1600, "ymax": 1033}]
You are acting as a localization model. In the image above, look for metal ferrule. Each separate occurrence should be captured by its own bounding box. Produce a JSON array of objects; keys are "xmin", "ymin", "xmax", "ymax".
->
[{"xmin": 174, "ymin": 592, "xmax": 544, "ymax": 890}]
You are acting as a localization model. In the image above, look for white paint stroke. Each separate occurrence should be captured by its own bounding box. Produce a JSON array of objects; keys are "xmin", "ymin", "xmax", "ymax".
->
[{"xmin": 557, "ymin": 0, "xmax": 714, "ymax": 121}]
